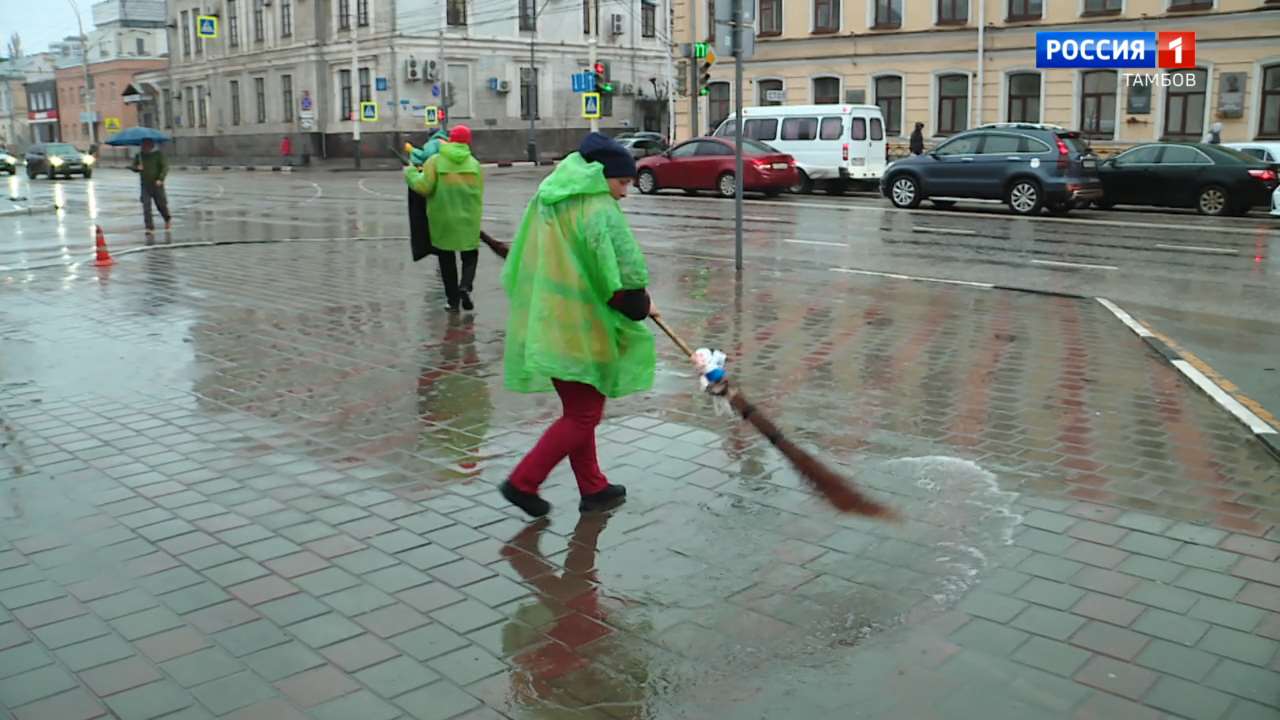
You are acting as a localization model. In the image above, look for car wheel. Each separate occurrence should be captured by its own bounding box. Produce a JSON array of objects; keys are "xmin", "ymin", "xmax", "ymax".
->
[
  {"xmin": 931, "ymin": 200, "xmax": 956, "ymax": 209},
  {"xmin": 26, "ymin": 167, "xmax": 36, "ymax": 179},
  {"xmin": 637, "ymin": 169, "xmax": 657, "ymax": 195},
  {"xmin": 83, "ymin": 169, "xmax": 93, "ymax": 180},
  {"xmin": 789, "ymin": 169, "xmax": 812, "ymax": 194},
  {"xmin": 717, "ymin": 172, "xmax": 736, "ymax": 199},
  {"xmin": 1006, "ymin": 179, "xmax": 1043, "ymax": 215},
  {"xmin": 1197, "ymin": 185, "xmax": 1229, "ymax": 216},
  {"xmin": 888, "ymin": 174, "xmax": 921, "ymax": 209}
]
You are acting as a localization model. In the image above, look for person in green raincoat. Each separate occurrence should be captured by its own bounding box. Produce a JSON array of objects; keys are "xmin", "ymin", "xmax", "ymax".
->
[
  {"xmin": 406, "ymin": 128, "xmax": 449, "ymax": 263},
  {"xmin": 499, "ymin": 132, "xmax": 657, "ymax": 518},
  {"xmin": 405, "ymin": 125, "xmax": 484, "ymax": 311}
]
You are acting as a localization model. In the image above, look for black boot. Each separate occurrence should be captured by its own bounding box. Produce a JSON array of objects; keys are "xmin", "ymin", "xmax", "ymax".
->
[
  {"xmin": 459, "ymin": 290, "xmax": 474, "ymax": 311},
  {"xmin": 501, "ymin": 480, "xmax": 551, "ymax": 518},
  {"xmin": 579, "ymin": 484, "xmax": 626, "ymax": 513}
]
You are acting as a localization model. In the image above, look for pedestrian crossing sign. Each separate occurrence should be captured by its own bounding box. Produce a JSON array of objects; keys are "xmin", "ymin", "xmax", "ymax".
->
[
  {"xmin": 197, "ymin": 15, "xmax": 218, "ymax": 39},
  {"xmin": 424, "ymin": 105, "xmax": 440, "ymax": 127},
  {"xmin": 582, "ymin": 92, "xmax": 601, "ymax": 120},
  {"xmin": 104, "ymin": 117, "xmax": 122, "ymax": 131},
  {"xmin": 360, "ymin": 101, "xmax": 378, "ymax": 122}
]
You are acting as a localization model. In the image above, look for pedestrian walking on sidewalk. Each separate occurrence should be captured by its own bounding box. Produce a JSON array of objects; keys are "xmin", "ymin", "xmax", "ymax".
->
[
  {"xmin": 131, "ymin": 139, "xmax": 170, "ymax": 232},
  {"xmin": 405, "ymin": 125, "xmax": 484, "ymax": 311},
  {"xmin": 279, "ymin": 135, "xmax": 293, "ymax": 165},
  {"xmin": 1205, "ymin": 122, "xmax": 1223, "ymax": 144},
  {"xmin": 499, "ymin": 132, "xmax": 657, "ymax": 518},
  {"xmin": 405, "ymin": 129, "xmax": 449, "ymax": 263},
  {"xmin": 909, "ymin": 122, "xmax": 925, "ymax": 155}
]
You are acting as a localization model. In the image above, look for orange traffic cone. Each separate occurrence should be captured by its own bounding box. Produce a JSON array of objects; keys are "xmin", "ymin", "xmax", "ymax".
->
[{"xmin": 93, "ymin": 225, "xmax": 114, "ymax": 267}]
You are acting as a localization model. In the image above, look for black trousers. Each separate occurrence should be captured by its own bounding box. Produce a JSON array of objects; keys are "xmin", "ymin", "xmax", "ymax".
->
[
  {"xmin": 408, "ymin": 189, "xmax": 433, "ymax": 261},
  {"xmin": 437, "ymin": 250, "xmax": 478, "ymax": 307},
  {"xmin": 141, "ymin": 181, "xmax": 170, "ymax": 230}
]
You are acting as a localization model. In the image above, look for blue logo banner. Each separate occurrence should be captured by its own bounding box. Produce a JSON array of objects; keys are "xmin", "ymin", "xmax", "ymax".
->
[{"xmin": 1036, "ymin": 32, "xmax": 1157, "ymax": 69}]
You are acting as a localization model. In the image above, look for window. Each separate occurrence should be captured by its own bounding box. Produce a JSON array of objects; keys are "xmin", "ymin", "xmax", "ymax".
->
[
  {"xmin": 520, "ymin": 0, "xmax": 536, "ymax": 30},
  {"xmin": 358, "ymin": 68, "xmax": 371, "ymax": 103},
  {"xmin": 136, "ymin": 38, "xmax": 146, "ymax": 55},
  {"xmin": 1007, "ymin": 0, "xmax": 1041, "ymax": 20},
  {"xmin": 936, "ymin": 134, "xmax": 981, "ymax": 155},
  {"xmin": 759, "ymin": 0, "xmax": 781, "ymax": 34},
  {"xmin": 744, "ymin": 118, "xmax": 778, "ymax": 140},
  {"xmin": 181, "ymin": 11, "xmax": 191, "ymax": 56},
  {"xmin": 671, "ymin": 142, "xmax": 699, "ymax": 158},
  {"xmin": 255, "ymin": 77, "xmax": 266, "ymax": 123},
  {"xmin": 1160, "ymin": 145, "xmax": 1212, "ymax": 164},
  {"xmin": 873, "ymin": 0, "xmax": 902, "ymax": 28},
  {"xmin": 875, "ymin": 76, "xmax": 902, "ymax": 135},
  {"xmin": 1079, "ymin": 70, "xmax": 1116, "ymax": 138},
  {"xmin": 937, "ymin": 74, "xmax": 968, "ymax": 135},
  {"xmin": 339, "ymin": 0, "xmax": 351, "ymax": 29},
  {"xmin": 938, "ymin": 0, "xmax": 967, "ymax": 24},
  {"xmin": 281, "ymin": 0, "xmax": 293, "ymax": 37},
  {"xmin": 583, "ymin": 0, "xmax": 590, "ymax": 33},
  {"xmin": 254, "ymin": 0, "xmax": 265, "ymax": 41},
  {"xmin": 282, "ymin": 74, "xmax": 294, "ymax": 122},
  {"xmin": 163, "ymin": 89, "xmax": 173, "ymax": 128},
  {"xmin": 339, "ymin": 69, "xmax": 352, "ymax": 120},
  {"xmin": 821, "ymin": 117, "xmax": 843, "ymax": 139},
  {"xmin": 871, "ymin": 118, "xmax": 884, "ymax": 140},
  {"xmin": 1007, "ymin": 72, "xmax": 1040, "ymax": 123},
  {"xmin": 198, "ymin": 85, "xmax": 208, "ymax": 127},
  {"xmin": 697, "ymin": 141, "xmax": 732, "ymax": 156},
  {"xmin": 1163, "ymin": 68, "xmax": 1207, "ymax": 139},
  {"xmin": 707, "ymin": 0, "xmax": 714, "ymax": 40},
  {"xmin": 812, "ymin": 77, "xmax": 840, "ymax": 104},
  {"xmin": 193, "ymin": 6, "xmax": 203, "ymax": 55},
  {"xmin": 708, "ymin": 82, "xmax": 731, "ymax": 130},
  {"xmin": 1168, "ymin": 0, "xmax": 1212, "ymax": 10},
  {"xmin": 781, "ymin": 117, "xmax": 818, "ymax": 140},
  {"xmin": 1261, "ymin": 65, "xmax": 1280, "ymax": 138},
  {"xmin": 448, "ymin": 0, "xmax": 466, "ymax": 26},
  {"xmin": 1115, "ymin": 145, "xmax": 1161, "ymax": 165},
  {"xmin": 814, "ymin": 0, "xmax": 839, "ymax": 32},
  {"xmin": 520, "ymin": 67, "xmax": 537, "ymax": 120},
  {"xmin": 185, "ymin": 88, "xmax": 195, "ymax": 128},
  {"xmin": 1083, "ymin": 0, "xmax": 1121, "ymax": 14},
  {"xmin": 758, "ymin": 79, "xmax": 783, "ymax": 106},
  {"xmin": 228, "ymin": 2, "xmax": 239, "ymax": 46},
  {"xmin": 981, "ymin": 134, "xmax": 1022, "ymax": 153},
  {"xmin": 230, "ymin": 80, "xmax": 241, "ymax": 125},
  {"xmin": 642, "ymin": 1, "xmax": 656, "ymax": 37},
  {"xmin": 357, "ymin": 0, "xmax": 369, "ymax": 26},
  {"xmin": 447, "ymin": 64, "xmax": 470, "ymax": 117},
  {"xmin": 850, "ymin": 117, "xmax": 866, "ymax": 140}
]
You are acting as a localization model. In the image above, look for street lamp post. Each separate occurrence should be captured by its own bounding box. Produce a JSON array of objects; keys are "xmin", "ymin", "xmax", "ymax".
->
[
  {"xmin": 526, "ymin": 0, "xmax": 556, "ymax": 164},
  {"xmin": 68, "ymin": 0, "xmax": 96, "ymax": 147}
]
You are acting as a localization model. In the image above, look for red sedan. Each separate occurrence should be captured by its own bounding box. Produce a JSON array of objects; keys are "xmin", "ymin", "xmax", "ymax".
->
[{"xmin": 635, "ymin": 137, "xmax": 798, "ymax": 198}]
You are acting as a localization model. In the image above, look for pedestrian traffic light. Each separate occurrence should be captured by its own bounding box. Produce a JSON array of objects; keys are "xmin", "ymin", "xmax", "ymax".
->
[
  {"xmin": 698, "ymin": 48, "xmax": 716, "ymax": 96},
  {"xmin": 593, "ymin": 62, "xmax": 613, "ymax": 94}
]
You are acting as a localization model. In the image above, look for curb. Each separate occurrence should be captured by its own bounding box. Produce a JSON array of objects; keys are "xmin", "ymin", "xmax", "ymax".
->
[
  {"xmin": 174, "ymin": 165, "xmax": 296, "ymax": 173},
  {"xmin": 1096, "ymin": 297, "xmax": 1280, "ymax": 462},
  {"xmin": 0, "ymin": 202, "xmax": 57, "ymax": 217}
]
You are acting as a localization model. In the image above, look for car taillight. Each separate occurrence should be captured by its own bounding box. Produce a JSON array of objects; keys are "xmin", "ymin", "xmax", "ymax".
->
[
  {"xmin": 1056, "ymin": 138, "xmax": 1070, "ymax": 156},
  {"xmin": 1248, "ymin": 168, "xmax": 1277, "ymax": 182},
  {"xmin": 842, "ymin": 143, "xmax": 849, "ymax": 162}
]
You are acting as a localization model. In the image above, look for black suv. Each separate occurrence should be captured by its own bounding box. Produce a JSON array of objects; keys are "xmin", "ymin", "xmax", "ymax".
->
[
  {"xmin": 24, "ymin": 142, "xmax": 94, "ymax": 180},
  {"xmin": 881, "ymin": 123, "xmax": 1101, "ymax": 215}
]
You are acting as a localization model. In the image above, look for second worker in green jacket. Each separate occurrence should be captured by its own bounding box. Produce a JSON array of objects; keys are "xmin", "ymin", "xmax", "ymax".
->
[{"xmin": 405, "ymin": 125, "xmax": 484, "ymax": 312}]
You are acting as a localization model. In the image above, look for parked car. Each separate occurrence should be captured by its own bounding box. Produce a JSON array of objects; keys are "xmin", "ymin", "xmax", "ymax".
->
[
  {"xmin": 1272, "ymin": 184, "xmax": 1280, "ymax": 217},
  {"xmin": 0, "ymin": 149, "xmax": 16, "ymax": 175},
  {"xmin": 714, "ymin": 104, "xmax": 888, "ymax": 193},
  {"xmin": 881, "ymin": 123, "xmax": 1102, "ymax": 215},
  {"xmin": 1095, "ymin": 143, "xmax": 1277, "ymax": 216},
  {"xmin": 24, "ymin": 142, "xmax": 94, "ymax": 179},
  {"xmin": 635, "ymin": 137, "xmax": 798, "ymax": 198},
  {"xmin": 1223, "ymin": 142, "xmax": 1280, "ymax": 171},
  {"xmin": 617, "ymin": 136, "xmax": 666, "ymax": 160}
]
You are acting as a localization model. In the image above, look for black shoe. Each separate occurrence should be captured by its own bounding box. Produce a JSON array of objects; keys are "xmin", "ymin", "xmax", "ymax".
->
[
  {"xmin": 501, "ymin": 480, "xmax": 551, "ymax": 518},
  {"xmin": 460, "ymin": 291, "xmax": 474, "ymax": 311},
  {"xmin": 579, "ymin": 484, "xmax": 626, "ymax": 513},
  {"xmin": 444, "ymin": 302, "xmax": 461, "ymax": 313}
]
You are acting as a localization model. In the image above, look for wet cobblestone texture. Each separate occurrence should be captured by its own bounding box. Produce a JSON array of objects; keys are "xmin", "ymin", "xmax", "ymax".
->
[{"xmin": 1, "ymin": 241, "xmax": 1277, "ymax": 719}]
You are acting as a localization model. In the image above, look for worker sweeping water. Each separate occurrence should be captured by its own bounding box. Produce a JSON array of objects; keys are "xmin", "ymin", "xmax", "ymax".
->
[{"xmin": 405, "ymin": 125, "xmax": 484, "ymax": 312}]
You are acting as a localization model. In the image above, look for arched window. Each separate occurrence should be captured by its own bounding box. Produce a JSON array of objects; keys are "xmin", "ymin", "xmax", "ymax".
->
[
  {"xmin": 1261, "ymin": 64, "xmax": 1280, "ymax": 138},
  {"xmin": 1163, "ymin": 68, "xmax": 1208, "ymax": 139},
  {"xmin": 1007, "ymin": 72, "xmax": 1040, "ymax": 123},
  {"xmin": 813, "ymin": 77, "xmax": 840, "ymax": 104},
  {"xmin": 1080, "ymin": 70, "xmax": 1116, "ymax": 139},
  {"xmin": 937, "ymin": 74, "xmax": 969, "ymax": 135}
]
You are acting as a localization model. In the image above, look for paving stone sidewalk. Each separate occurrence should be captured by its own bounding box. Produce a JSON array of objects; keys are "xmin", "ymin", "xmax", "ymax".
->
[{"xmin": 0, "ymin": 242, "xmax": 1277, "ymax": 719}]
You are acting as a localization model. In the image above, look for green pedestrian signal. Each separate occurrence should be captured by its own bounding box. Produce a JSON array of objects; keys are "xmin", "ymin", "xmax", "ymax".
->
[{"xmin": 693, "ymin": 42, "xmax": 708, "ymax": 59}]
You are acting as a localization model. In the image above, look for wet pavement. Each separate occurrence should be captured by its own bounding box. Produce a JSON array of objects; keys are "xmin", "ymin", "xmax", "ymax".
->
[{"xmin": 1, "ymin": 167, "xmax": 1278, "ymax": 719}]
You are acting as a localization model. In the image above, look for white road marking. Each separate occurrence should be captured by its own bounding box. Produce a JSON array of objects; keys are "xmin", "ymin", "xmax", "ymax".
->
[
  {"xmin": 830, "ymin": 266, "xmax": 994, "ymax": 289},
  {"xmin": 912, "ymin": 226, "xmax": 977, "ymax": 236},
  {"xmin": 358, "ymin": 178, "xmax": 396, "ymax": 198},
  {"xmin": 1031, "ymin": 259, "xmax": 1118, "ymax": 271},
  {"xmin": 784, "ymin": 238, "xmax": 845, "ymax": 247},
  {"xmin": 1096, "ymin": 298, "xmax": 1153, "ymax": 338},
  {"xmin": 1154, "ymin": 243, "xmax": 1238, "ymax": 255},
  {"xmin": 1172, "ymin": 360, "xmax": 1277, "ymax": 435}
]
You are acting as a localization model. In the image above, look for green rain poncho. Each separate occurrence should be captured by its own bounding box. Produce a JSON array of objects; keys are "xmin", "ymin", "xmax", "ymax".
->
[
  {"xmin": 405, "ymin": 142, "xmax": 483, "ymax": 252},
  {"xmin": 409, "ymin": 130, "xmax": 449, "ymax": 166},
  {"xmin": 502, "ymin": 152, "xmax": 655, "ymax": 399}
]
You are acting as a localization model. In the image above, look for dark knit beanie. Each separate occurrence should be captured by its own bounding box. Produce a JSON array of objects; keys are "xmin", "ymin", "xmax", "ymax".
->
[{"xmin": 578, "ymin": 132, "xmax": 637, "ymax": 178}]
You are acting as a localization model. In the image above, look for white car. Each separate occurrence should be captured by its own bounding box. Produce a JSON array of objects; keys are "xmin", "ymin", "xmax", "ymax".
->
[
  {"xmin": 1273, "ymin": 184, "xmax": 1280, "ymax": 217},
  {"xmin": 1223, "ymin": 143, "xmax": 1280, "ymax": 218}
]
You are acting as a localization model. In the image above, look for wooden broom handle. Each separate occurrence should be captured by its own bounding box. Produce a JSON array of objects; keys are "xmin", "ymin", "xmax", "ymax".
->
[{"xmin": 650, "ymin": 314, "xmax": 695, "ymax": 358}]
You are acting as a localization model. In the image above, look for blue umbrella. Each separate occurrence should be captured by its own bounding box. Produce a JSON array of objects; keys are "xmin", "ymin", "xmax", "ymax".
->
[{"xmin": 105, "ymin": 127, "xmax": 171, "ymax": 147}]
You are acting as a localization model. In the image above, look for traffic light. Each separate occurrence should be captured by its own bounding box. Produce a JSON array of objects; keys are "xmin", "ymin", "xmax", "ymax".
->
[
  {"xmin": 593, "ymin": 62, "xmax": 613, "ymax": 94},
  {"xmin": 698, "ymin": 47, "xmax": 716, "ymax": 96}
]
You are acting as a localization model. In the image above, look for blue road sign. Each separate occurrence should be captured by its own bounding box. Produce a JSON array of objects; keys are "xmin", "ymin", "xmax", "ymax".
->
[
  {"xmin": 581, "ymin": 92, "xmax": 601, "ymax": 119},
  {"xmin": 432, "ymin": 84, "xmax": 440, "ymax": 97},
  {"xmin": 571, "ymin": 72, "xmax": 597, "ymax": 93},
  {"xmin": 375, "ymin": 77, "xmax": 388, "ymax": 91},
  {"xmin": 197, "ymin": 16, "xmax": 218, "ymax": 38}
]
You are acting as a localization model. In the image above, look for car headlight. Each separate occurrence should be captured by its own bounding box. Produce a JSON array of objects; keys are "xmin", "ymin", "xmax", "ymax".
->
[
  {"xmin": 1, "ymin": 154, "xmax": 14, "ymax": 164},
  {"xmin": 50, "ymin": 156, "xmax": 64, "ymax": 166},
  {"xmin": 82, "ymin": 154, "xmax": 95, "ymax": 165}
]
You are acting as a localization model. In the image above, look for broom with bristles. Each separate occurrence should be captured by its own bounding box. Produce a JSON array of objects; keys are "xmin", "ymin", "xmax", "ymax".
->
[{"xmin": 477, "ymin": 232, "xmax": 896, "ymax": 519}]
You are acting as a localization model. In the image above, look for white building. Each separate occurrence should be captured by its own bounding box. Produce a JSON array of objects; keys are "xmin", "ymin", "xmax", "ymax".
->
[
  {"xmin": 86, "ymin": 0, "xmax": 170, "ymax": 62},
  {"xmin": 139, "ymin": 0, "xmax": 675, "ymax": 162}
]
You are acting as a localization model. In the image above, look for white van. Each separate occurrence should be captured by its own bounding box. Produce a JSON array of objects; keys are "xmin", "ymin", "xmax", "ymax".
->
[{"xmin": 713, "ymin": 104, "xmax": 888, "ymax": 193}]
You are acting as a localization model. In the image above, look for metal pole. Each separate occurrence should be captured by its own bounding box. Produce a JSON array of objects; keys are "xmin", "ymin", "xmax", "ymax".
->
[
  {"xmin": 438, "ymin": 0, "xmax": 447, "ymax": 130},
  {"xmin": 69, "ymin": 0, "xmax": 96, "ymax": 145},
  {"xmin": 350, "ymin": 2, "xmax": 360, "ymax": 169},
  {"xmin": 588, "ymin": 0, "xmax": 599, "ymax": 133},
  {"xmin": 731, "ymin": 0, "xmax": 743, "ymax": 272},
  {"xmin": 689, "ymin": 0, "xmax": 698, "ymax": 139},
  {"xmin": 528, "ymin": 32, "xmax": 536, "ymax": 161},
  {"xmin": 976, "ymin": 0, "xmax": 985, "ymax": 126}
]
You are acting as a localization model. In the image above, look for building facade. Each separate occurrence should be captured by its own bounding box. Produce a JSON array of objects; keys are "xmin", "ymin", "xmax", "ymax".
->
[
  {"xmin": 144, "ymin": 0, "xmax": 676, "ymax": 162},
  {"xmin": 0, "ymin": 54, "xmax": 56, "ymax": 152},
  {"xmin": 55, "ymin": 58, "xmax": 168, "ymax": 149},
  {"xmin": 25, "ymin": 79, "xmax": 62, "ymax": 144},
  {"xmin": 675, "ymin": 0, "xmax": 1280, "ymax": 152},
  {"xmin": 86, "ymin": 0, "xmax": 170, "ymax": 63}
]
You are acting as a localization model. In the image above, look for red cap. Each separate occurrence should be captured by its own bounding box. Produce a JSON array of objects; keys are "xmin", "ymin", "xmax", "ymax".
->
[{"xmin": 448, "ymin": 125, "xmax": 472, "ymax": 145}]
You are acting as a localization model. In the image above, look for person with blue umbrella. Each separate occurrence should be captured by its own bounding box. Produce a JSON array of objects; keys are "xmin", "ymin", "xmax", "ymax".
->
[{"xmin": 107, "ymin": 128, "xmax": 172, "ymax": 232}]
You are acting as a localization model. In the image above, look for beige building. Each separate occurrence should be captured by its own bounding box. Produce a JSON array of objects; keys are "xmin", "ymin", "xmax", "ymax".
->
[{"xmin": 675, "ymin": 0, "xmax": 1280, "ymax": 153}]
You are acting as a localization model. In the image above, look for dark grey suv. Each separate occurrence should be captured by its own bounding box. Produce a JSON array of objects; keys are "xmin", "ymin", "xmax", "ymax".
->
[{"xmin": 881, "ymin": 123, "xmax": 1102, "ymax": 215}]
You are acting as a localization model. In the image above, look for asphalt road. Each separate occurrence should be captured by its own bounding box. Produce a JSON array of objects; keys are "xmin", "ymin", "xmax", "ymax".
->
[{"xmin": 4, "ymin": 166, "xmax": 1277, "ymax": 426}]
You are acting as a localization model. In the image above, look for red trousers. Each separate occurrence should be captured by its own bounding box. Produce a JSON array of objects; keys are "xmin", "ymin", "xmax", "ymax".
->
[{"xmin": 510, "ymin": 380, "xmax": 609, "ymax": 496}]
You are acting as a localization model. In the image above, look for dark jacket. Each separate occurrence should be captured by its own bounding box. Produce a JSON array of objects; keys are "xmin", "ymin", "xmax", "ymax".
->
[
  {"xmin": 909, "ymin": 127, "xmax": 925, "ymax": 155},
  {"xmin": 133, "ymin": 150, "xmax": 168, "ymax": 183}
]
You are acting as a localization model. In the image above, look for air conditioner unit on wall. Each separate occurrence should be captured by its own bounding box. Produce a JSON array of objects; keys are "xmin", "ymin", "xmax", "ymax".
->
[
  {"xmin": 610, "ymin": 14, "xmax": 623, "ymax": 35},
  {"xmin": 406, "ymin": 57, "xmax": 420, "ymax": 81},
  {"xmin": 497, "ymin": 80, "xmax": 510, "ymax": 93}
]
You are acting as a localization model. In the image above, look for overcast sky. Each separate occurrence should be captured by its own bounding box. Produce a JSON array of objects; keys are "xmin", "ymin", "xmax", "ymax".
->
[{"xmin": 0, "ymin": 2, "xmax": 86, "ymax": 57}]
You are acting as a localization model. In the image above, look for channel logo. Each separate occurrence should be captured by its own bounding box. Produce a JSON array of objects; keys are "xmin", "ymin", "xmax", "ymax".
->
[{"xmin": 1037, "ymin": 31, "xmax": 1196, "ymax": 69}]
